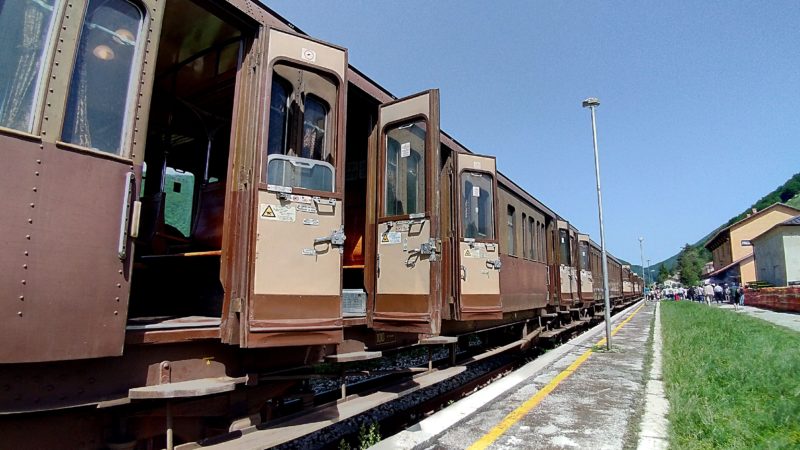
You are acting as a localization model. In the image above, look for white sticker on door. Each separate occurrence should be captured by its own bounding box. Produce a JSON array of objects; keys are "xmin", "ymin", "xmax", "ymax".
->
[
  {"xmin": 400, "ymin": 142, "xmax": 411, "ymax": 158},
  {"xmin": 381, "ymin": 231, "xmax": 402, "ymax": 244},
  {"xmin": 472, "ymin": 186, "xmax": 481, "ymax": 197},
  {"xmin": 260, "ymin": 204, "xmax": 296, "ymax": 222}
]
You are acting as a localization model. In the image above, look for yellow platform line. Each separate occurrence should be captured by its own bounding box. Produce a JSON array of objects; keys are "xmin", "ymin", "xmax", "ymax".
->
[{"xmin": 467, "ymin": 302, "xmax": 646, "ymax": 450}]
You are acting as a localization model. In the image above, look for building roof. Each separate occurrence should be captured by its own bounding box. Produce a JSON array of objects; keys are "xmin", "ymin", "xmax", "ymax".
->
[
  {"xmin": 704, "ymin": 203, "xmax": 800, "ymax": 251},
  {"xmin": 752, "ymin": 214, "xmax": 800, "ymax": 243},
  {"xmin": 703, "ymin": 253, "xmax": 753, "ymax": 279}
]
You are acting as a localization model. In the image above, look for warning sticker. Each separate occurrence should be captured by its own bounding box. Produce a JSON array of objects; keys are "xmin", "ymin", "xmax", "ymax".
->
[
  {"xmin": 400, "ymin": 142, "xmax": 411, "ymax": 158},
  {"xmin": 260, "ymin": 203, "xmax": 296, "ymax": 222},
  {"xmin": 472, "ymin": 186, "xmax": 481, "ymax": 197},
  {"xmin": 381, "ymin": 231, "xmax": 402, "ymax": 244},
  {"xmin": 464, "ymin": 248, "xmax": 482, "ymax": 258}
]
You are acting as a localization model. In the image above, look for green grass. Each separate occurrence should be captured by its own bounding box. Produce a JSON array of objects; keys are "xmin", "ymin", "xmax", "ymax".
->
[{"xmin": 661, "ymin": 302, "xmax": 800, "ymax": 449}]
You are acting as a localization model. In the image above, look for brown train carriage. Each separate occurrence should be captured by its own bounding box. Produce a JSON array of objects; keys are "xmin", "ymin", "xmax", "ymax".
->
[
  {"xmin": 0, "ymin": 0, "xmax": 621, "ymax": 445},
  {"xmin": 577, "ymin": 233, "xmax": 595, "ymax": 306},
  {"xmin": 606, "ymin": 254, "xmax": 624, "ymax": 302},
  {"xmin": 622, "ymin": 265, "xmax": 635, "ymax": 300}
]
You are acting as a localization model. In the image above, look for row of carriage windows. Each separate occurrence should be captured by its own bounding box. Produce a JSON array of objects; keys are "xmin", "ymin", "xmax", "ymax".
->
[
  {"xmin": 506, "ymin": 206, "xmax": 545, "ymax": 262},
  {"xmin": 0, "ymin": 0, "xmax": 142, "ymax": 155}
]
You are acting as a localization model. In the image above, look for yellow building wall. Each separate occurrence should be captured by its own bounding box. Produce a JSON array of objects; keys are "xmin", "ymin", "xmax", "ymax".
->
[
  {"xmin": 730, "ymin": 207, "xmax": 798, "ymax": 263},
  {"xmin": 739, "ymin": 257, "xmax": 757, "ymax": 284}
]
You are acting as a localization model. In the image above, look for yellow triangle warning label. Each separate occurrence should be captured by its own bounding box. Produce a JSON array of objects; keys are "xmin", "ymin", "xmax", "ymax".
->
[
  {"xmin": 381, "ymin": 234, "xmax": 390, "ymax": 243},
  {"xmin": 464, "ymin": 249, "xmax": 472, "ymax": 257},
  {"xmin": 262, "ymin": 205, "xmax": 276, "ymax": 218}
]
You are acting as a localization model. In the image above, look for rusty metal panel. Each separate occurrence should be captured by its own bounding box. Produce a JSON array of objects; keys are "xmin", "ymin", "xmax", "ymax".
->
[{"xmin": 0, "ymin": 137, "xmax": 132, "ymax": 362}]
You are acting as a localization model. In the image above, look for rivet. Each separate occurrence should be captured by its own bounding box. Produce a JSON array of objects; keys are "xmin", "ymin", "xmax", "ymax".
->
[
  {"xmin": 21, "ymin": 280, "xmax": 26, "ymax": 285},
  {"xmin": 114, "ymin": 311, "xmax": 119, "ymax": 315},
  {"xmin": 35, "ymin": 171, "xmax": 39, "ymax": 176},
  {"xmin": 116, "ymin": 283, "xmax": 121, "ymax": 288},
  {"xmin": 30, "ymin": 203, "xmax": 35, "ymax": 208},
  {"xmin": 22, "ymin": 264, "xmax": 28, "ymax": 269},
  {"xmin": 19, "ymin": 296, "xmax": 24, "ymax": 301},
  {"xmin": 32, "ymin": 187, "xmax": 37, "ymax": 192},
  {"xmin": 115, "ymin": 296, "xmax": 120, "ymax": 301},
  {"xmin": 24, "ymin": 251, "xmax": 29, "ymax": 256},
  {"xmin": 25, "ymin": 235, "xmax": 31, "ymax": 240},
  {"xmin": 28, "ymin": 219, "xmax": 32, "ymax": 224},
  {"xmin": 17, "ymin": 312, "xmax": 23, "ymax": 317},
  {"xmin": 36, "ymin": 160, "xmax": 41, "ymax": 164},
  {"xmin": 118, "ymin": 269, "xmax": 123, "ymax": 274}
]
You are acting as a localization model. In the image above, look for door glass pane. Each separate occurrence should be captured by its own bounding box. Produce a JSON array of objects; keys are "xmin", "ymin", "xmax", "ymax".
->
[
  {"xmin": 302, "ymin": 94, "xmax": 328, "ymax": 161},
  {"xmin": 560, "ymin": 229, "xmax": 571, "ymax": 265},
  {"xmin": 267, "ymin": 77, "xmax": 289, "ymax": 156},
  {"xmin": 529, "ymin": 217, "xmax": 536, "ymax": 260},
  {"xmin": 61, "ymin": 0, "xmax": 142, "ymax": 154},
  {"xmin": 267, "ymin": 155, "xmax": 334, "ymax": 192},
  {"xmin": 461, "ymin": 171, "xmax": 494, "ymax": 239},
  {"xmin": 580, "ymin": 241, "xmax": 590, "ymax": 270},
  {"xmin": 0, "ymin": 0, "xmax": 59, "ymax": 131},
  {"xmin": 384, "ymin": 120, "xmax": 426, "ymax": 216}
]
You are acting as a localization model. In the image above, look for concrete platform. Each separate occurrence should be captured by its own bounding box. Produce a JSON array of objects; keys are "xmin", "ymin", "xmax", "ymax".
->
[
  {"xmin": 714, "ymin": 303, "xmax": 800, "ymax": 332},
  {"xmin": 376, "ymin": 300, "xmax": 655, "ymax": 450}
]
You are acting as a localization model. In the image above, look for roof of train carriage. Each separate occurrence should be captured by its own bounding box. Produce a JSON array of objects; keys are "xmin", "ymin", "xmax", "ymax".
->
[{"xmin": 253, "ymin": 1, "xmax": 559, "ymax": 221}]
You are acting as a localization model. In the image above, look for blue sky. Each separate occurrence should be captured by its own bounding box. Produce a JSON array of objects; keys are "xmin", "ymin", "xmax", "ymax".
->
[{"xmin": 266, "ymin": 1, "xmax": 800, "ymax": 265}]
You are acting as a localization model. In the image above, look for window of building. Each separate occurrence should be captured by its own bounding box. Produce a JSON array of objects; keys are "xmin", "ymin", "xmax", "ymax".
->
[
  {"xmin": 507, "ymin": 205, "xmax": 516, "ymax": 255},
  {"xmin": 61, "ymin": 0, "xmax": 143, "ymax": 154},
  {"xmin": 461, "ymin": 171, "xmax": 494, "ymax": 239},
  {"xmin": 0, "ymin": 0, "xmax": 60, "ymax": 132},
  {"xmin": 384, "ymin": 120, "xmax": 426, "ymax": 216}
]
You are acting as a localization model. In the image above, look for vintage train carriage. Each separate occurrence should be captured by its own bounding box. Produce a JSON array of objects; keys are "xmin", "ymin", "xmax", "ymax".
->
[
  {"xmin": 552, "ymin": 219, "xmax": 579, "ymax": 306},
  {"xmin": 606, "ymin": 254, "xmax": 624, "ymax": 301},
  {"xmin": 622, "ymin": 265, "xmax": 635, "ymax": 300}
]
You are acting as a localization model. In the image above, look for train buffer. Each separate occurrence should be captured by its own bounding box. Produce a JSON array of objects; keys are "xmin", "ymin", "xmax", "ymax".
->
[{"xmin": 376, "ymin": 300, "xmax": 655, "ymax": 450}]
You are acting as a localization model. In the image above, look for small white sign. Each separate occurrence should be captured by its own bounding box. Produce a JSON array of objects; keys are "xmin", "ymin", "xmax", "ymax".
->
[
  {"xmin": 381, "ymin": 231, "xmax": 402, "ymax": 245},
  {"xmin": 296, "ymin": 204, "xmax": 317, "ymax": 214},
  {"xmin": 400, "ymin": 142, "xmax": 411, "ymax": 158},
  {"xmin": 472, "ymin": 186, "xmax": 481, "ymax": 197},
  {"xmin": 301, "ymin": 47, "xmax": 316, "ymax": 63},
  {"xmin": 260, "ymin": 203, "xmax": 296, "ymax": 222},
  {"xmin": 473, "ymin": 161, "xmax": 482, "ymax": 169}
]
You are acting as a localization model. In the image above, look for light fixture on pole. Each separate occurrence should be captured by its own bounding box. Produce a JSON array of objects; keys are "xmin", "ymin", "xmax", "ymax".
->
[
  {"xmin": 582, "ymin": 97, "xmax": 612, "ymax": 350},
  {"xmin": 647, "ymin": 259, "xmax": 651, "ymax": 288}
]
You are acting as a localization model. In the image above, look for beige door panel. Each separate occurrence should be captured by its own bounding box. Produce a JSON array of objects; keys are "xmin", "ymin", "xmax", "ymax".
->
[{"xmin": 376, "ymin": 220, "xmax": 431, "ymax": 295}]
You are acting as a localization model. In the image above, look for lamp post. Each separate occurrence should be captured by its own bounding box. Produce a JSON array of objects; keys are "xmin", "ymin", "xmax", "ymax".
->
[
  {"xmin": 647, "ymin": 259, "xmax": 651, "ymax": 288},
  {"xmin": 639, "ymin": 237, "xmax": 646, "ymax": 297},
  {"xmin": 583, "ymin": 97, "xmax": 612, "ymax": 350}
]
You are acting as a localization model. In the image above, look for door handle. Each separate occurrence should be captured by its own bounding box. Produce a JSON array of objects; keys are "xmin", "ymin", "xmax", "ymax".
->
[
  {"xmin": 460, "ymin": 265, "xmax": 466, "ymax": 280},
  {"xmin": 314, "ymin": 227, "xmax": 346, "ymax": 251},
  {"xmin": 117, "ymin": 172, "xmax": 135, "ymax": 259},
  {"xmin": 486, "ymin": 259, "xmax": 502, "ymax": 270}
]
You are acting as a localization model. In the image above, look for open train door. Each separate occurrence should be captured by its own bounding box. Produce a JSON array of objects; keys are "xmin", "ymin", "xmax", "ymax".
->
[
  {"xmin": 371, "ymin": 90, "xmax": 442, "ymax": 334},
  {"xmin": 454, "ymin": 153, "xmax": 502, "ymax": 320},
  {"xmin": 243, "ymin": 29, "xmax": 347, "ymax": 348}
]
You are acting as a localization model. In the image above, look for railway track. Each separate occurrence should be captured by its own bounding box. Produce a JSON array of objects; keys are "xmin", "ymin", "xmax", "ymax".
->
[{"xmin": 176, "ymin": 300, "xmax": 639, "ymax": 450}]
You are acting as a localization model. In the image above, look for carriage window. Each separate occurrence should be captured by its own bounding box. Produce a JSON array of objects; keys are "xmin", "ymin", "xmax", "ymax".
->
[
  {"xmin": 61, "ymin": 0, "xmax": 142, "ymax": 154},
  {"xmin": 0, "ymin": 0, "xmax": 59, "ymax": 131},
  {"xmin": 267, "ymin": 154, "xmax": 334, "ymax": 192},
  {"xmin": 580, "ymin": 241, "xmax": 590, "ymax": 270},
  {"xmin": 302, "ymin": 95, "xmax": 327, "ymax": 160},
  {"xmin": 384, "ymin": 120, "xmax": 426, "ymax": 216},
  {"xmin": 559, "ymin": 229, "xmax": 571, "ymax": 265},
  {"xmin": 507, "ymin": 205, "xmax": 516, "ymax": 255},
  {"xmin": 540, "ymin": 223, "xmax": 545, "ymax": 261},
  {"xmin": 267, "ymin": 77, "xmax": 289, "ymax": 156},
  {"xmin": 529, "ymin": 217, "xmax": 536, "ymax": 261},
  {"xmin": 461, "ymin": 171, "xmax": 494, "ymax": 239}
]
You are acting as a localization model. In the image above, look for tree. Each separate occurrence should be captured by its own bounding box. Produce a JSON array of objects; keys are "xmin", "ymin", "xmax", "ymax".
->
[
  {"xmin": 676, "ymin": 243, "xmax": 702, "ymax": 286},
  {"xmin": 657, "ymin": 264, "xmax": 671, "ymax": 284}
]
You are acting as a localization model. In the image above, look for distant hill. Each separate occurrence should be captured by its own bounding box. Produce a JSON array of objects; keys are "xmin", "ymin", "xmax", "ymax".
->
[{"xmin": 636, "ymin": 172, "xmax": 800, "ymax": 279}]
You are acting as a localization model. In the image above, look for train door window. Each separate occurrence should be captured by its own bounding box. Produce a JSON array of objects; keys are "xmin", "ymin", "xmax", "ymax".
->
[
  {"xmin": 559, "ymin": 229, "xmax": 571, "ymax": 265},
  {"xmin": 61, "ymin": 0, "xmax": 143, "ymax": 155},
  {"xmin": 507, "ymin": 205, "xmax": 516, "ymax": 255},
  {"xmin": 264, "ymin": 64, "xmax": 338, "ymax": 193},
  {"xmin": 461, "ymin": 171, "xmax": 494, "ymax": 239},
  {"xmin": 540, "ymin": 223, "xmax": 546, "ymax": 261},
  {"xmin": 0, "ymin": 0, "xmax": 60, "ymax": 132},
  {"xmin": 384, "ymin": 120, "xmax": 426, "ymax": 216},
  {"xmin": 580, "ymin": 241, "xmax": 589, "ymax": 270}
]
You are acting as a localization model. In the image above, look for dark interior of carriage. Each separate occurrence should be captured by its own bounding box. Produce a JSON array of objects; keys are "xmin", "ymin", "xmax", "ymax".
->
[{"xmin": 128, "ymin": 0, "xmax": 247, "ymax": 327}]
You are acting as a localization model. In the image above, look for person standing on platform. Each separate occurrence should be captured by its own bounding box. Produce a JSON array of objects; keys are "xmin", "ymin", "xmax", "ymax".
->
[
  {"xmin": 714, "ymin": 284, "xmax": 723, "ymax": 303},
  {"xmin": 704, "ymin": 284, "xmax": 714, "ymax": 305}
]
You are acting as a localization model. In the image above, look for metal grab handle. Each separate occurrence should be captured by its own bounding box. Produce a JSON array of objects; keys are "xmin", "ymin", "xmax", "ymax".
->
[
  {"xmin": 486, "ymin": 259, "xmax": 502, "ymax": 270},
  {"xmin": 460, "ymin": 265, "xmax": 466, "ymax": 280},
  {"xmin": 118, "ymin": 172, "xmax": 135, "ymax": 259},
  {"xmin": 314, "ymin": 227, "xmax": 346, "ymax": 246}
]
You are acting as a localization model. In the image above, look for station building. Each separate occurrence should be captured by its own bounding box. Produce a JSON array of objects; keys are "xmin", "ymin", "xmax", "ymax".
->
[
  {"xmin": 752, "ymin": 215, "xmax": 800, "ymax": 287},
  {"xmin": 703, "ymin": 203, "xmax": 800, "ymax": 285}
]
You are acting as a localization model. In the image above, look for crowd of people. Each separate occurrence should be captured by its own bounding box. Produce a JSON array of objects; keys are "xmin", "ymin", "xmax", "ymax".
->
[{"xmin": 646, "ymin": 283, "xmax": 746, "ymax": 306}]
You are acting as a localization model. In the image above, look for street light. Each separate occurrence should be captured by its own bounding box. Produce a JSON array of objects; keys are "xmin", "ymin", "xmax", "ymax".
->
[
  {"xmin": 639, "ymin": 237, "xmax": 645, "ymax": 297},
  {"xmin": 647, "ymin": 259, "xmax": 651, "ymax": 287},
  {"xmin": 583, "ymin": 97, "xmax": 612, "ymax": 350}
]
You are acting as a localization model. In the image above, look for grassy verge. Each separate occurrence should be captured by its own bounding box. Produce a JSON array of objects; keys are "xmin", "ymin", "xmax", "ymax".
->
[{"xmin": 661, "ymin": 302, "xmax": 800, "ymax": 449}]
